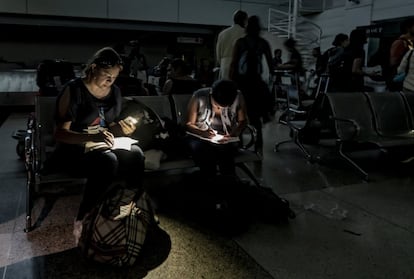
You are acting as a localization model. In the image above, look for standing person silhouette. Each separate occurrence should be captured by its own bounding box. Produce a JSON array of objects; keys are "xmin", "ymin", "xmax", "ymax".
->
[
  {"xmin": 216, "ymin": 10, "xmax": 248, "ymax": 80},
  {"xmin": 230, "ymin": 15, "xmax": 273, "ymax": 154}
]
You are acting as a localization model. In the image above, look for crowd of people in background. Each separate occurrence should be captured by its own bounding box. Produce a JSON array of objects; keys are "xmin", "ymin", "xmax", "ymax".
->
[
  {"xmin": 313, "ymin": 18, "xmax": 414, "ymax": 94},
  {"xmin": 106, "ymin": 15, "xmax": 414, "ymax": 101},
  {"xmin": 37, "ymin": 12, "xmax": 414, "ymax": 158}
]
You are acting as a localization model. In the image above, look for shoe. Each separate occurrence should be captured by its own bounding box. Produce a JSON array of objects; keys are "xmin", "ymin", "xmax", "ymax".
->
[{"xmin": 73, "ymin": 219, "xmax": 83, "ymax": 246}]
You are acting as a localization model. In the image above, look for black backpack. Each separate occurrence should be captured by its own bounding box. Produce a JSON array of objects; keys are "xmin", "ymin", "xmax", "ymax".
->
[
  {"xmin": 238, "ymin": 39, "xmax": 262, "ymax": 76},
  {"xmin": 326, "ymin": 47, "xmax": 346, "ymax": 76}
]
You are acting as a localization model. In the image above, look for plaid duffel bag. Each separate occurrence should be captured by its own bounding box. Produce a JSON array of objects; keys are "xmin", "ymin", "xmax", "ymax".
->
[{"xmin": 78, "ymin": 186, "xmax": 155, "ymax": 267}]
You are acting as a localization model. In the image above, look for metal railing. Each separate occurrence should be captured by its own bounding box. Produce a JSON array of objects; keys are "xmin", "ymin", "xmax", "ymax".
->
[{"xmin": 268, "ymin": 2, "xmax": 322, "ymax": 70}]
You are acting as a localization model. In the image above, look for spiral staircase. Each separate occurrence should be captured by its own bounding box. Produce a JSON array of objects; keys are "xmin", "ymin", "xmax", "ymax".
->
[{"xmin": 268, "ymin": 0, "xmax": 323, "ymax": 70}]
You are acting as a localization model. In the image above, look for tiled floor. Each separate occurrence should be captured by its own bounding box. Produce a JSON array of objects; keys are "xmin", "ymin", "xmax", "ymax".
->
[{"xmin": 1, "ymin": 111, "xmax": 414, "ymax": 279}]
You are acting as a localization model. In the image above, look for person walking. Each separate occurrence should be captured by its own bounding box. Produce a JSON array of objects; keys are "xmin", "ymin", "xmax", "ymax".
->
[
  {"xmin": 216, "ymin": 10, "xmax": 248, "ymax": 80},
  {"xmin": 230, "ymin": 15, "xmax": 273, "ymax": 154}
]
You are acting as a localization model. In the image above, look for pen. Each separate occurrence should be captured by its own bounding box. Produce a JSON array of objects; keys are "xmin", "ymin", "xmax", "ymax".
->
[{"xmin": 206, "ymin": 122, "xmax": 216, "ymax": 135}]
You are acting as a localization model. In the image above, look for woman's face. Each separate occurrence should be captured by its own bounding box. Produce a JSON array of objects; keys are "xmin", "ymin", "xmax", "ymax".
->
[{"xmin": 93, "ymin": 66, "xmax": 121, "ymax": 89}]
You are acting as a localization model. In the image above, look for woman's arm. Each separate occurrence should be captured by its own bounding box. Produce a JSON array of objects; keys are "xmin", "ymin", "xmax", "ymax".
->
[
  {"xmin": 352, "ymin": 57, "xmax": 378, "ymax": 77},
  {"xmin": 185, "ymin": 95, "xmax": 215, "ymax": 138},
  {"xmin": 352, "ymin": 57, "xmax": 365, "ymax": 76},
  {"xmin": 55, "ymin": 120, "xmax": 111, "ymax": 145},
  {"xmin": 390, "ymin": 39, "xmax": 407, "ymax": 69},
  {"xmin": 397, "ymin": 50, "xmax": 411, "ymax": 74}
]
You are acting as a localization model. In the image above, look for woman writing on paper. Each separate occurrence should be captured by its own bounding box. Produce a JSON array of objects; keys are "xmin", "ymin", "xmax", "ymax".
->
[
  {"xmin": 186, "ymin": 79, "xmax": 248, "ymax": 178},
  {"xmin": 51, "ymin": 47, "xmax": 145, "ymax": 244}
]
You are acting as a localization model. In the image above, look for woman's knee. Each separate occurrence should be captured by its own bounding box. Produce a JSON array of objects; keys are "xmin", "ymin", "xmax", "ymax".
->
[
  {"xmin": 86, "ymin": 150, "xmax": 119, "ymax": 175},
  {"xmin": 114, "ymin": 146, "xmax": 145, "ymax": 171}
]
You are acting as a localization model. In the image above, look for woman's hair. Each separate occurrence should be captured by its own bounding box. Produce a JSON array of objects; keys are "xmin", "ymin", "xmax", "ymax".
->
[
  {"xmin": 349, "ymin": 28, "xmax": 367, "ymax": 48},
  {"xmin": 246, "ymin": 15, "xmax": 262, "ymax": 37},
  {"xmin": 332, "ymin": 33, "xmax": 349, "ymax": 47},
  {"xmin": 83, "ymin": 47, "xmax": 123, "ymax": 78},
  {"xmin": 400, "ymin": 17, "xmax": 414, "ymax": 34},
  {"xmin": 211, "ymin": 79, "xmax": 238, "ymax": 107}
]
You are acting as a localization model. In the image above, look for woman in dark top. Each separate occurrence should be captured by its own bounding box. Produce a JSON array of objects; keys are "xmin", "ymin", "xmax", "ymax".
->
[
  {"xmin": 53, "ymin": 47, "xmax": 145, "ymax": 244},
  {"xmin": 342, "ymin": 29, "xmax": 377, "ymax": 92}
]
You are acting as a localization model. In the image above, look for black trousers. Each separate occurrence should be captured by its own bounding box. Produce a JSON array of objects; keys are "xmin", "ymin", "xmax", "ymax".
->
[
  {"xmin": 54, "ymin": 144, "xmax": 145, "ymax": 220},
  {"xmin": 187, "ymin": 137, "xmax": 238, "ymax": 178}
]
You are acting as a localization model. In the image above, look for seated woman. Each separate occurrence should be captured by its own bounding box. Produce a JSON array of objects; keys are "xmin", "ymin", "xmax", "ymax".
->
[
  {"xmin": 162, "ymin": 58, "xmax": 201, "ymax": 95},
  {"xmin": 52, "ymin": 47, "xmax": 145, "ymax": 244},
  {"xmin": 186, "ymin": 79, "xmax": 248, "ymax": 178}
]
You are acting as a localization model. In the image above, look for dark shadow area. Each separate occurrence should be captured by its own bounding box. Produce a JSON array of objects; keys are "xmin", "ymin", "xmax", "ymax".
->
[
  {"xmin": 0, "ymin": 106, "xmax": 33, "ymax": 128},
  {"xmin": 311, "ymin": 142, "xmax": 414, "ymax": 182},
  {"xmin": 149, "ymin": 171, "xmax": 294, "ymax": 238},
  {"xmin": 28, "ymin": 186, "xmax": 84, "ymax": 231},
  {"xmin": 4, "ymin": 226, "xmax": 171, "ymax": 279}
]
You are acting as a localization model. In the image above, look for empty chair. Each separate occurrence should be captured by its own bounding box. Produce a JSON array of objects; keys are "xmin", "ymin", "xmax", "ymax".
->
[
  {"xmin": 327, "ymin": 92, "xmax": 414, "ymax": 180},
  {"xmin": 365, "ymin": 92, "xmax": 413, "ymax": 137},
  {"xmin": 400, "ymin": 92, "xmax": 414, "ymax": 129},
  {"xmin": 274, "ymin": 70, "xmax": 319, "ymax": 160}
]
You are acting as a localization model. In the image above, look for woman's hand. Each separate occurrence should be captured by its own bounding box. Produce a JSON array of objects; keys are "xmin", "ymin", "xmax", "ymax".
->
[
  {"xmin": 200, "ymin": 128, "xmax": 216, "ymax": 139},
  {"xmin": 92, "ymin": 130, "xmax": 114, "ymax": 147},
  {"xmin": 217, "ymin": 134, "xmax": 232, "ymax": 143},
  {"xmin": 118, "ymin": 118, "xmax": 137, "ymax": 136}
]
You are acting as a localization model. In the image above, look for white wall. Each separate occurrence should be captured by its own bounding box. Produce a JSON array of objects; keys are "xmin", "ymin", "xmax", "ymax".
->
[
  {"xmin": 307, "ymin": 0, "xmax": 373, "ymax": 51},
  {"xmin": 109, "ymin": 0, "xmax": 179, "ymax": 23},
  {"xmin": 0, "ymin": 0, "xmax": 26, "ymax": 13},
  {"xmin": 305, "ymin": 0, "xmax": 414, "ymax": 52},
  {"xmin": 0, "ymin": 42, "xmax": 107, "ymax": 67},
  {"xmin": 28, "ymin": 0, "xmax": 107, "ymax": 18},
  {"xmin": 371, "ymin": 0, "xmax": 414, "ymax": 21},
  {"xmin": 0, "ymin": 0, "xmax": 279, "ymax": 69},
  {"xmin": 0, "ymin": 0, "xmax": 274, "ymax": 27},
  {"xmin": 4, "ymin": 0, "xmax": 414, "ymax": 71}
]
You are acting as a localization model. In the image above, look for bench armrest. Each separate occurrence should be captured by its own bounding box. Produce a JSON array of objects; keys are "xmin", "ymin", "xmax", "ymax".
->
[
  {"xmin": 239, "ymin": 124, "xmax": 257, "ymax": 150},
  {"xmin": 330, "ymin": 116, "xmax": 360, "ymax": 141}
]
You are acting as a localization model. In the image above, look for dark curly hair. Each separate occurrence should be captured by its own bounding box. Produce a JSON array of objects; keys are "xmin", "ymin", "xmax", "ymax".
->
[{"xmin": 211, "ymin": 80, "xmax": 239, "ymax": 107}]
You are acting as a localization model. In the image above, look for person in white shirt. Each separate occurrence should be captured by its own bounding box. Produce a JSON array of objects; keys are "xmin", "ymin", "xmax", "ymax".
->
[{"xmin": 216, "ymin": 10, "xmax": 248, "ymax": 80}]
